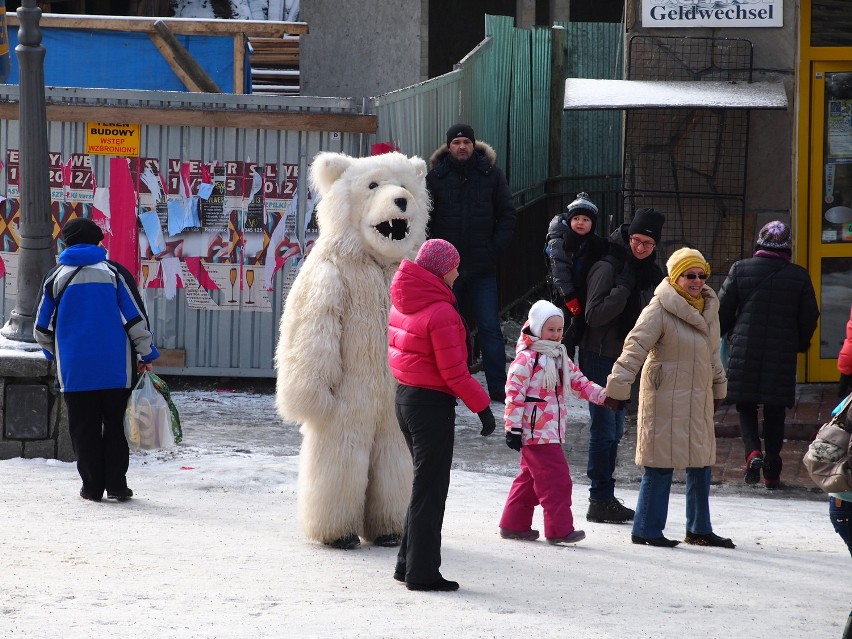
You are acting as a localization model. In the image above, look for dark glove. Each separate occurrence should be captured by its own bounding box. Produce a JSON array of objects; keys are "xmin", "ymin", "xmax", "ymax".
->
[
  {"xmin": 602, "ymin": 396, "xmax": 623, "ymax": 411},
  {"xmin": 839, "ymin": 373, "xmax": 852, "ymax": 398},
  {"xmin": 505, "ymin": 429, "xmax": 522, "ymax": 451},
  {"xmin": 614, "ymin": 262, "xmax": 636, "ymax": 291},
  {"xmin": 565, "ymin": 297, "xmax": 583, "ymax": 317},
  {"xmin": 477, "ymin": 408, "xmax": 496, "ymax": 436},
  {"xmin": 713, "ymin": 398, "xmax": 722, "ymax": 413}
]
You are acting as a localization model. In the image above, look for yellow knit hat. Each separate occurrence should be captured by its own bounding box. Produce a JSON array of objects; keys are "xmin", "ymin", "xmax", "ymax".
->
[{"xmin": 666, "ymin": 247, "xmax": 710, "ymax": 283}]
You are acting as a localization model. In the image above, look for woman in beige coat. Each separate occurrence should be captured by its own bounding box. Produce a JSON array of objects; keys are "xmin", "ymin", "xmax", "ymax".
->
[{"xmin": 605, "ymin": 248, "xmax": 733, "ymax": 548}]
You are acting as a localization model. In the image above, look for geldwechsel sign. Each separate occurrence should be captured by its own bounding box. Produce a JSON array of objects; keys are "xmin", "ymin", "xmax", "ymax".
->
[{"xmin": 642, "ymin": 0, "xmax": 783, "ymax": 28}]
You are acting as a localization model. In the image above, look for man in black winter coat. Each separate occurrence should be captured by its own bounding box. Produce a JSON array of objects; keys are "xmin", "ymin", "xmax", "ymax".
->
[
  {"xmin": 426, "ymin": 124, "xmax": 516, "ymax": 402},
  {"xmin": 578, "ymin": 207, "xmax": 666, "ymax": 524},
  {"xmin": 718, "ymin": 220, "xmax": 819, "ymax": 489}
]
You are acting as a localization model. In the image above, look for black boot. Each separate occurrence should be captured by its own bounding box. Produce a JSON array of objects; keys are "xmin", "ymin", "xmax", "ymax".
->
[
  {"xmin": 587, "ymin": 497, "xmax": 634, "ymax": 523},
  {"xmin": 325, "ymin": 533, "xmax": 360, "ymax": 550},
  {"xmin": 631, "ymin": 534, "xmax": 679, "ymax": 547},
  {"xmin": 684, "ymin": 531, "xmax": 736, "ymax": 549}
]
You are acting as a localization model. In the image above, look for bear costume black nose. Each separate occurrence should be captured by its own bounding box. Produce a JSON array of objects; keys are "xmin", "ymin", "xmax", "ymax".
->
[{"xmin": 394, "ymin": 198, "xmax": 408, "ymax": 212}]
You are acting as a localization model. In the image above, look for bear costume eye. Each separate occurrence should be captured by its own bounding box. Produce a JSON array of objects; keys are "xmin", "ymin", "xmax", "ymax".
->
[{"xmin": 368, "ymin": 182, "xmax": 378, "ymax": 190}]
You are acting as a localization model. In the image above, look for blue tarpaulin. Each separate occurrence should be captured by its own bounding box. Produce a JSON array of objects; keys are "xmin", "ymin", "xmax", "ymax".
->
[{"xmin": 5, "ymin": 27, "xmax": 246, "ymax": 93}]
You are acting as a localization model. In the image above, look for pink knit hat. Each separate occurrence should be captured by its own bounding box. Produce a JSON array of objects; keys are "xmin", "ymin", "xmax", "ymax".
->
[{"xmin": 415, "ymin": 239, "xmax": 460, "ymax": 277}]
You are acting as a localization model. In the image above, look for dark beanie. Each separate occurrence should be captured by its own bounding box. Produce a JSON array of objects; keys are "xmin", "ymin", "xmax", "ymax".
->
[
  {"xmin": 756, "ymin": 220, "xmax": 792, "ymax": 250},
  {"xmin": 62, "ymin": 217, "xmax": 104, "ymax": 246},
  {"xmin": 446, "ymin": 123, "xmax": 475, "ymax": 147},
  {"xmin": 628, "ymin": 208, "xmax": 665, "ymax": 243},
  {"xmin": 566, "ymin": 192, "xmax": 598, "ymax": 227}
]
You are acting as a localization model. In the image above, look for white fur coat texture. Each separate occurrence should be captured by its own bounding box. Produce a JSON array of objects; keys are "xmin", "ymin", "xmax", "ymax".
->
[{"xmin": 275, "ymin": 151, "xmax": 429, "ymax": 544}]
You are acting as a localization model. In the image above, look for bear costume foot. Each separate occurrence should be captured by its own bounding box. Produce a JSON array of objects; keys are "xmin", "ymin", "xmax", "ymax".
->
[
  {"xmin": 374, "ymin": 533, "xmax": 402, "ymax": 547},
  {"xmin": 325, "ymin": 533, "xmax": 361, "ymax": 550}
]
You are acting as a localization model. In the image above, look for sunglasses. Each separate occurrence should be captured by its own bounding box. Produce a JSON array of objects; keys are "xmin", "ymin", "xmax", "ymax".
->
[{"xmin": 680, "ymin": 273, "xmax": 708, "ymax": 280}]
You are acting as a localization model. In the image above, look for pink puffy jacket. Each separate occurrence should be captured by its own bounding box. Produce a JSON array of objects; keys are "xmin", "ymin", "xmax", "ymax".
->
[
  {"xmin": 388, "ymin": 260, "xmax": 490, "ymax": 413},
  {"xmin": 505, "ymin": 322, "xmax": 606, "ymax": 445}
]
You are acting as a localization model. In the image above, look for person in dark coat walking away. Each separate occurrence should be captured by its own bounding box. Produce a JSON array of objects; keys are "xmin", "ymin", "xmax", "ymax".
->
[
  {"xmin": 718, "ymin": 220, "xmax": 819, "ymax": 489},
  {"xmin": 426, "ymin": 124, "xmax": 517, "ymax": 403},
  {"xmin": 33, "ymin": 218, "xmax": 159, "ymax": 502},
  {"xmin": 388, "ymin": 239, "xmax": 497, "ymax": 592},
  {"xmin": 578, "ymin": 207, "xmax": 666, "ymax": 524},
  {"xmin": 544, "ymin": 192, "xmax": 609, "ymax": 355}
]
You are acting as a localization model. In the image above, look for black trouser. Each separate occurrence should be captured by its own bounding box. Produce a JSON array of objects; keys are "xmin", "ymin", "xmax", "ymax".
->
[
  {"xmin": 394, "ymin": 387, "xmax": 456, "ymax": 585},
  {"xmin": 736, "ymin": 403, "xmax": 786, "ymax": 480},
  {"xmin": 64, "ymin": 389, "xmax": 132, "ymax": 497}
]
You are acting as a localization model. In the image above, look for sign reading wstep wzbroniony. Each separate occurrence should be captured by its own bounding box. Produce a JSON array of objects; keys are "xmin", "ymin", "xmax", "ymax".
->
[
  {"xmin": 642, "ymin": 0, "xmax": 783, "ymax": 28},
  {"xmin": 85, "ymin": 122, "xmax": 141, "ymax": 157}
]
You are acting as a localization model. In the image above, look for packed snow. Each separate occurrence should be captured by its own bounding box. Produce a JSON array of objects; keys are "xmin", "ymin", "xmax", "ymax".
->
[
  {"xmin": 0, "ymin": 387, "xmax": 848, "ymax": 638},
  {"xmin": 171, "ymin": 0, "xmax": 299, "ymax": 21}
]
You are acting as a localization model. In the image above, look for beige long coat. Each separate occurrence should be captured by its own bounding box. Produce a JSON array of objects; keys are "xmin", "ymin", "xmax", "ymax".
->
[{"xmin": 606, "ymin": 280, "xmax": 728, "ymax": 469}]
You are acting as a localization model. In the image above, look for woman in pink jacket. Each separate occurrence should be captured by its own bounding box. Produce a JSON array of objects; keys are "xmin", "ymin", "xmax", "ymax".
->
[
  {"xmin": 499, "ymin": 300, "xmax": 620, "ymax": 545},
  {"xmin": 388, "ymin": 239, "xmax": 496, "ymax": 592}
]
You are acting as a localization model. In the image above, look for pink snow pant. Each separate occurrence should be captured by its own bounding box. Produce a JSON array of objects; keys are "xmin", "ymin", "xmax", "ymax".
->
[{"xmin": 499, "ymin": 442, "xmax": 575, "ymax": 539}]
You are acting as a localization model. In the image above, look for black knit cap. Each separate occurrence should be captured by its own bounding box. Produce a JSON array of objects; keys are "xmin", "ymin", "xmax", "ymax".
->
[
  {"xmin": 628, "ymin": 207, "xmax": 666, "ymax": 243},
  {"xmin": 62, "ymin": 217, "xmax": 104, "ymax": 246},
  {"xmin": 446, "ymin": 123, "xmax": 475, "ymax": 147}
]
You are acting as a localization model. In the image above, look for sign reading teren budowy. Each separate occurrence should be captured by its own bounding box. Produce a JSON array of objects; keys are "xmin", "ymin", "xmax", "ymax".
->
[
  {"xmin": 85, "ymin": 122, "xmax": 141, "ymax": 157},
  {"xmin": 642, "ymin": 0, "xmax": 783, "ymax": 28}
]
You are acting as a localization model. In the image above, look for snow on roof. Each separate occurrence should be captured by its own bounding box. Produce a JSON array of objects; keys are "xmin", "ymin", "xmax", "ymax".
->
[{"xmin": 564, "ymin": 78, "xmax": 788, "ymax": 110}]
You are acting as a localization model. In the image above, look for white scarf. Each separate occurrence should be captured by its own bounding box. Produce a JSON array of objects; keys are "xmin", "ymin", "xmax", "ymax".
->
[{"xmin": 529, "ymin": 338, "xmax": 567, "ymax": 391}]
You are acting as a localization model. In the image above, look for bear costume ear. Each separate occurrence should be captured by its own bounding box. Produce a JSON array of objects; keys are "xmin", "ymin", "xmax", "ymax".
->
[
  {"xmin": 310, "ymin": 152, "xmax": 353, "ymax": 198},
  {"xmin": 409, "ymin": 156, "xmax": 427, "ymax": 178}
]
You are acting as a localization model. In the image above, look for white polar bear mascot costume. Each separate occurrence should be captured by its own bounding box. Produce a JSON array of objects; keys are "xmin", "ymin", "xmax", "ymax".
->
[{"xmin": 275, "ymin": 151, "xmax": 429, "ymax": 549}]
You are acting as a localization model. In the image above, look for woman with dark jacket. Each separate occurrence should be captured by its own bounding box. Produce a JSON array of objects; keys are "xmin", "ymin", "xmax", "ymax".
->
[
  {"xmin": 718, "ymin": 221, "xmax": 819, "ymax": 489},
  {"xmin": 387, "ymin": 239, "xmax": 496, "ymax": 592}
]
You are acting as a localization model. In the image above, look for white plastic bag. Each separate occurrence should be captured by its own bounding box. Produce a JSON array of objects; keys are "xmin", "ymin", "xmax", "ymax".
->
[{"xmin": 124, "ymin": 372, "xmax": 176, "ymax": 451}]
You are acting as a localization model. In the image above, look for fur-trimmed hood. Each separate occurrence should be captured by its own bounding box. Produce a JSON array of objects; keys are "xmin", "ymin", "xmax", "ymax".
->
[{"xmin": 428, "ymin": 140, "xmax": 497, "ymax": 170}]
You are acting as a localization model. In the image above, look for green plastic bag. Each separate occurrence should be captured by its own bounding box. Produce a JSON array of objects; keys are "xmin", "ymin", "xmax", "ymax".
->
[{"xmin": 148, "ymin": 372, "xmax": 183, "ymax": 444}]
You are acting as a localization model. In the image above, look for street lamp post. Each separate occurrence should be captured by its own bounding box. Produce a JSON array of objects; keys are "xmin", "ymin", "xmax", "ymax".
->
[{"xmin": 2, "ymin": 0, "xmax": 55, "ymax": 341}]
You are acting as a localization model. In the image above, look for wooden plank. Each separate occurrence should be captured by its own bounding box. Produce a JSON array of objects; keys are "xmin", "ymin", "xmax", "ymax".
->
[
  {"xmin": 151, "ymin": 20, "xmax": 221, "ymax": 93},
  {"xmin": 6, "ymin": 14, "xmax": 309, "ymax": 37},
  {"xmin": 147, "ymin": 28, "xmax": 204, "ymax": 92},
  {"xmin": 234, "ymin": 32, "xmax": 246, "ymax": 95},
  {"xmin": 0, "ymin": 102, "xmax": 378, "ymax": 133},
  {"xmin": 156, "ymin": 348, "xmax": 187, "ymax": 368}
]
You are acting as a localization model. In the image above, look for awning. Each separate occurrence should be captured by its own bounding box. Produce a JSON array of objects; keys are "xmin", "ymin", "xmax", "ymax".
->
[{"xmin": 563, "ymin": 78, "xmax": 788, "ymax": 110}]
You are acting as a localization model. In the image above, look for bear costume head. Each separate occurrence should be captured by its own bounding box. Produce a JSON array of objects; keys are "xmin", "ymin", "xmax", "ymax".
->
[{"xmin": 309, "ymin": 151, "xmax": 429, "ymax": 265}]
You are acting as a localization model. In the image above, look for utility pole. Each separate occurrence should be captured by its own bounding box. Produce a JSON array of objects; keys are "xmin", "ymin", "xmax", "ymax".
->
[{"xmin": 2, "ymin": 0, "xmax": 55, "ymax": 341}]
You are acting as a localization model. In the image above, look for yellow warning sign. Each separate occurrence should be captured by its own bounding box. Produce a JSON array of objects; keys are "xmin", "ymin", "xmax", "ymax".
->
[{"xmin": 85, "ymin": 122, "xmax": 141, "ymax": 157}]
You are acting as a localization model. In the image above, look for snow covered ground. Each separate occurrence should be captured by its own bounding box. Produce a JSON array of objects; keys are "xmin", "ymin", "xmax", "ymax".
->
[
  {"xmin": 0, "ymin": 387, "xmax": 849, "ymax": 638},
  {"xmin": 172, "ymin": 0, "xmax": 299, "ymax": 21}
]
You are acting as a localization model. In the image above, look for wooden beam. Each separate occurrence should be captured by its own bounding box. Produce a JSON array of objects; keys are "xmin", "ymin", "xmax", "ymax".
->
[
  {"xmin": 149, "ymin": 20, "xmax": 221, "ymax": 93},
  {"xmin": 6, "ymin": 14, "xmax": 309, "ymax": 37},
  {"xmin": 147, "ymin": 27, "xmax": 203, "ymax": 92},
  {"xmin": 234, "ymin": 32, "xmax": 246, "ymax": 95},
  {"xmin": 0, "ymin": 101, "xmax": 377, "ymax": 134}
]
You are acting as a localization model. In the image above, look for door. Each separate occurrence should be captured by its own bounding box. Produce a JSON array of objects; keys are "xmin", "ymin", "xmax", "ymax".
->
[{"xmin": 808, "ymin": 62, "xmax": 852, "ymax": 380}]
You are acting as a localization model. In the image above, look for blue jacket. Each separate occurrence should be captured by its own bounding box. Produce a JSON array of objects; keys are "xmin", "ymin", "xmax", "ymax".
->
[{"xmin": 33, "ymin": 244, "xmax": 159, "ymax": 391}]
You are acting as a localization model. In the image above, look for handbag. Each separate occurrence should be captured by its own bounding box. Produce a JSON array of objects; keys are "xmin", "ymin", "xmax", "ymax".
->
[
  {"xmin": 124, "ymin": 371, "xmax": 176, "ymax": 451},
  {"xmin": 147, "ymin": 372, "xmax": 183, "ymax": 444},
  {"xmin": 803, "ymin": 392, "xmax": 852, "ymax": 493}
]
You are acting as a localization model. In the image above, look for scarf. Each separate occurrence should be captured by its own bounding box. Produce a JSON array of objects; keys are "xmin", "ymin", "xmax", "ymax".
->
[
  {"xmin": 671, "ymin": 281, "xmax": 705, "ymax": 312},
  {"xmin": 529, "ymin": 338, "xmax": 568, "ymax": 391}
]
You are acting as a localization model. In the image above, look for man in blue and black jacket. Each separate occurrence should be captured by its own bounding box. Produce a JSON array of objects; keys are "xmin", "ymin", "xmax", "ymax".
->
[{"xmin": 34, "ymin": 217, "xmax": 159, "ymax": 503}]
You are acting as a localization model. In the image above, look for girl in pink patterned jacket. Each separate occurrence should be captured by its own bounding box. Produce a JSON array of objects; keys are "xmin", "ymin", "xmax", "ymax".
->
[{"xmin": 499, "ymin": 300, "xmax": 620, "ymax": 545}]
